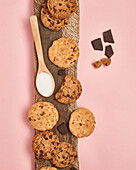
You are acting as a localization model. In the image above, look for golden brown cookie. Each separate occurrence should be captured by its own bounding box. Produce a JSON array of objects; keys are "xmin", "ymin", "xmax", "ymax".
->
[
  {"xmin": 101, "ymin": 58, "xmax": 111, "ymax": 66},
  {"xmin": 48, "ymin": 37, "xmax": 79, "ymax": 68},
  {"xmin": 55, "ymin": 75, "xmax": 82, "ymax": 104},
  {"xmin": 69, "ymin": 108, "xmax": 96, "ymax": 138},
  {"xmin": 50, "ymin": 142, "xmax": 77, "ymax": 168},
  {"xmin": 28, "ymin": 102, "xmax": 59, "ymax": 131},
  {"xmin": 41, "ymin": 1, "xmax": 69, "ymax": 31},
  {"xmin": 92, "ymin": 60, "xmax": 102, "ymax": 68},
  {"xmin": 47, "ymin": 0, "xmax": 77, "ymax": 19},
  {"xmin": 40, "ymin": 167, "xmax": 57, "ymax": 170},
  {"xmin": 32, "ymin": 131, "xmax": 59, "ymax": 160}
]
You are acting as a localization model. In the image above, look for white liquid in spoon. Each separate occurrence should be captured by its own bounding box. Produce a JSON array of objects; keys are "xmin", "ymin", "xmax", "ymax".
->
[{"xmin": 36, "ymin": 72, "xmax": 54, "ymax": 97}]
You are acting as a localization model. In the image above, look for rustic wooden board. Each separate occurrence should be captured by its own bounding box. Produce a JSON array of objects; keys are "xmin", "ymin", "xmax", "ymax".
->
[{"xmin": 33, "ymin": 0, "xmax": 80, "ymax": 169}]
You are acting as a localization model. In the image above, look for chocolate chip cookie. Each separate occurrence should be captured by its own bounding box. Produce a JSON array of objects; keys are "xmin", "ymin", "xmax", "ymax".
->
[
  {"xmin": 47, "ymin": 0, "xmax": 77, "ymax": 19},
  {"xmin": 28, "ymin": 102, "xmax": 59, "ymax": 131},
  {"xmin": 41, "ymin": 1, "xmax": 69, "ymax": 31},
  {"xmin": 32, "ymin": 131, "xmax": 59, "ymax": 160},
  {"xmin": 48, "ymin": 37, "xmax": 79, "ymax": 68},
  {"xmin": 55, "ymin": 75, "xmax": 82, "ymax": 104},
  {"xmin": 50, "ymin": 142, "xmax": 77, "ymax": 168},
  {"xmin": 69, "ymin": 108, "xmax": 96, "ymax": 138}
]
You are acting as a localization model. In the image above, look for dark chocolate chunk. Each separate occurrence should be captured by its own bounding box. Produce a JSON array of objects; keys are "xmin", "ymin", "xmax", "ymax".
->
[
  {"xmin": 91, "ymin": 38, "xmax": 103, "ymax": 51},
  {"xmin": 105, "ymin": 45, "xmax": 114, "ymax": 58},
  {"xmin": 70, "ymin": 167, "xmax": 77, "ymax": 170},
  {"xmin": 103, "ymin": 29, "xmax": 114, "ymax": 43},
  {"xmin": 58, "ymin": 69, "xmax": 66, "ymax": 76},
  {"xmin": 57, "ymin": 122, "xmax": 68, "ymax": 135}
]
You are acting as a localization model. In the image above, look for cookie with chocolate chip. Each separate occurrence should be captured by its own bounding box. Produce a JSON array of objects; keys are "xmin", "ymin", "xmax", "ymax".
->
[
  {"xmin": 47, "ymin": 0, "xmax": 77, "ymax": 19},
  {"xmin": 32, "ymin": 131, "xmax": 60, "ymax": 160},
  {"xmin": 41, "ymin": 1, "xmax": 69, "ymax": 31},
  {"xmin": 40, "ymin": 167, "xmax": 57, "ymax": 170},
  {"xmin": 49, "ymin": 37, "xmax": 79, "ymax": 68},
  {"xmin": 55, "ymin": 75, "xmax": 82, "ymax": 104},
  {"xmin": 50, "ymin": 142, "xmax": 77, "ymax": 168},
  {"xmin": 69, "ymin": 108, "xmax": 96, "ymax": 138},
  {"xmin": 28, "ymin": 102, "xmax": 59, "ymax": 131}
]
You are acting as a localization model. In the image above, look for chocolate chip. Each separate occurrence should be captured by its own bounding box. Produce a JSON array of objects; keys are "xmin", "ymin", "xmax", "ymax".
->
[
  {"xmin": 51, "ymin": 141, "xmax": 55, "ymax": 145},
  {"xmin": 79, "ymin": 123, "xmax": 82, "ymax": 126},
  {"xmin": 74, "ymin": 155, "xmax": 77, "ymax": 158},
  {"xmin": 39, "ymin": 106, "xmax": 43, "ymax": 109},
  {"xmin": 103, "ymin": 29, "xmax": 114, "ymax": 43},
  {"xmin": 51, "ymin": 153, "xmax": 54, "ymax": 156},
  {"xmin": 105, "ymin": 45, "xmax": 114, "ymax": 58},
  {"xmin": 91, "ymin": 38, "xmax": 103, "ymax": 51},
  {"xmin": 45, "ymin": 137, "xmax": 48, "ymax": 140},
  {"xmin": 73, "ymin": 91, "xmax": 75, "ymax": 94},
  {"xmin": 40, "ymin": 150, "xmax": 43, "ymax": 153},
  {"xmin": 71, "ymin": 10, "xmax": 74, "ymax": 13},
  {"xmin": 40, "ymin": 112, "xmax": 45, "ymax": 116},
  {"xmin": 29, "ymin": 117, "xmax": 31, "ymax": 121},
  {"xmin": 67, "ymin": 4, "xmax": 70, "ymax": 8},
  {"xmin": 59, "ymin": 3, "xmax": 62, "ymax": 6},
  {"xmin": 70, "ymin": 167, "xmax": 77, "ymax": 170},
  {"xmin": 48, "ymin": 19, "xmax": 51, "ymax": 22},
  {"xmin": 44, "ymin": 153, "xmax": 47, "ymax": 156},
  {"xmin": 57, "ymin": 122, "xmax": 69, "ymax": 135},
  {"xmin": 57, "ymin": 21, "xmax": 60, "ymax": 24},
  {"xmin": 68, "ymin": 57, "xmax": 72, "ymax": 60},
  {"xmin": 58, "ymin": 69, "xmax": 66, "ymax": 76},
  {"xmin": 49, "ymin": 135, "xmax": 52, "ymax": 139}
]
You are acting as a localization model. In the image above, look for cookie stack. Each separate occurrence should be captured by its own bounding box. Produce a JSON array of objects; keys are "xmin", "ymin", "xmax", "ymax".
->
[{"xmin": 41, "ymin": 0, "xmax": 77, "ymax": 31}]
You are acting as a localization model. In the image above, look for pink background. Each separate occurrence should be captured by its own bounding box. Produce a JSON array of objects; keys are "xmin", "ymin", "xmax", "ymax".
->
[{"xmin": 0, "ymin": 0, "xmax": 136, "ymax": 169}]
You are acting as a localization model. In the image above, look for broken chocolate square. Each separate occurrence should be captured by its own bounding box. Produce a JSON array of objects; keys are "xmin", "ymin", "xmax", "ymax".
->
[
  {"xmin": 57, "ymin": 122, "xmax": 68, "ymax": 135},
  {"xmin": 70, "ymin": 167, "xmax": 77, "ymax": 170},
  {"xmin": 105, "ymin": 45, "xmax": 114, "ymax": 58},
  {"xmin": 91, "ymin": 38, "xmax": 103, "ymax": 51},
  {"xmin": 58, "ymin": 69, "xmax": 66, "ymax": 76},
  {"xmin": 103, "ymin": 29, "xmax": 114, "ymax": 43}
]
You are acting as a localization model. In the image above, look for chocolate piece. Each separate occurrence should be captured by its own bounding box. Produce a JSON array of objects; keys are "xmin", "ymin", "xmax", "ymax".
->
[
  {"xmin": 91, "ymin": 38, "xmax": 103, "ymax": 51},
  {"xmin": 105, "ymin": 45, "xmax": 114, "ymax": 58},
  {"xmin": 103, "ymin": 29, "xmax": 114, "ymax": 43},
  {"xmin": 58, "ymin": 69, "xmax": 66, "ymax": 76},
  {"xmin": 57, "ymin": 122, "xmax": 68, "ymax": 135},
  {"xmin": 70, "ymin": 167, "xmax": 77, "ymax": 170}
]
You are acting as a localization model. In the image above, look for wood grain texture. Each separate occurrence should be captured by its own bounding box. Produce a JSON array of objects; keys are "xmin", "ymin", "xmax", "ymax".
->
[{"xmin": 34, "ymin": 0, "xmax": 80, "ymax": 169}]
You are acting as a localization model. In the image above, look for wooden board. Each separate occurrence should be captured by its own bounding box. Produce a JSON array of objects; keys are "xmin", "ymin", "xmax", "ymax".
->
[{"xmin": 34, "ymin": 0, "xmax": 80, "ymax": 169}]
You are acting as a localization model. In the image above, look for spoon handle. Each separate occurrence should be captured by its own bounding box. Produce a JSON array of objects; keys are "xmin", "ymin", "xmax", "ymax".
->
[{"xmin": 30, "ymin": 15, "xmax": 45, "ymax": 65}]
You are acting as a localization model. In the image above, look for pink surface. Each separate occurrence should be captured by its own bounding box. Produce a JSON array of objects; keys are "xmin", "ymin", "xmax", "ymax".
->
[{"xmin": 0, "ymin": 0, "xmax": 136, "ymax": 170}]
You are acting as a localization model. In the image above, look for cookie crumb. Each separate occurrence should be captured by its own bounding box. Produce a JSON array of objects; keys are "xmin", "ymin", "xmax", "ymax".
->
[
  {"xmin": 101, "ymin": 58, "xmax": 111, "ymax": 66},
  {"xmin": 92, "ymin": 61, "xmax": 102, "ymax": 68}
]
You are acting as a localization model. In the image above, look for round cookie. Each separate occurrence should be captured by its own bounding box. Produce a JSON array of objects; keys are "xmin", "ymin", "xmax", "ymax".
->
[
  {"xmin": 50, "ymin": 142, "xmax": 77, "ymax": 168},
  {"xmin": 41, "ymin": 2, "xmax": 69, "ymax": 31},
  {"xmin": 69, "ymin": 108, "xmax": 96, "ymax": 138},
  {"xmin": 48, "ymin": 37, "xmax": 79, "ymax": 68},
  {"xmin": 28, "ymin": 102, "xmax": 59, "ymax": 131},
  {"xmin": 32, "ymin": 131, "xmax": 59, "ymax": 160},
  {"xmin": 40, "ymin": 167, "xmax": 57, "ymax": 170},
  {"xmin": 47, "ymin": 0, "xmax": 77, "ymax": 19},
  {"xmin": 55, "ymin": 75, "xmax": 82, "ymax": 104}
]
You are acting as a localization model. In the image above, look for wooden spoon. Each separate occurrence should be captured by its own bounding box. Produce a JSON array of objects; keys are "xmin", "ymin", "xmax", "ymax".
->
[{"xmin": 30, "ymin": 15, "xmax": 55, "ymax": 97}]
